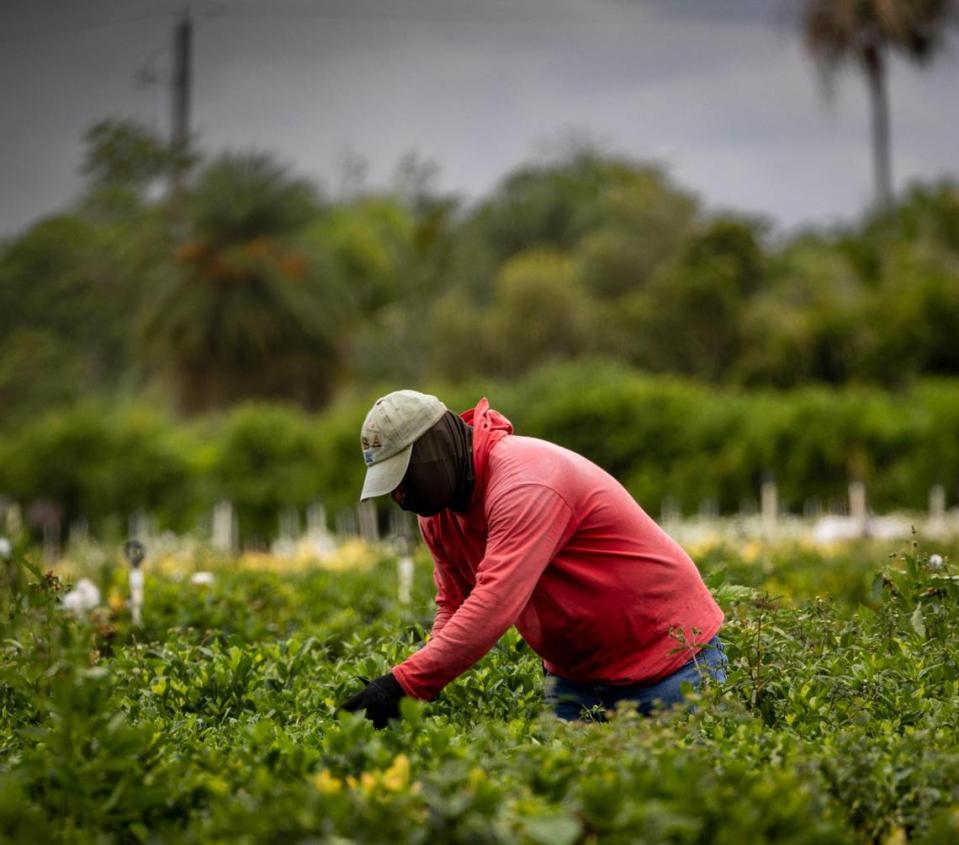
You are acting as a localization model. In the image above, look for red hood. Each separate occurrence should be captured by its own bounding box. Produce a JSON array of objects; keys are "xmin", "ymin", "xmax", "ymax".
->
[{"xmin": 461, "ymin": 397, "xmax": 512, "ymax": 506}]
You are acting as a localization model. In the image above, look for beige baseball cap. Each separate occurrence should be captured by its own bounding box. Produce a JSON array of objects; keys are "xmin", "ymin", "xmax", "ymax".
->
[{"xmin": 359, "ymin": 390, "xmax": 448, "ymax": 501}]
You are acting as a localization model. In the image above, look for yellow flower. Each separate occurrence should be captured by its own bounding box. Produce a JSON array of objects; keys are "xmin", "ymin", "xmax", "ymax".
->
[
  {"xmin": 882, "ymin": 826, "xmax": 906, "ymax": 845},
  {"xmin": 311, "ymin": 769, "xmax": 343, "ymax": 795},
  {"xmin": 322, "ymin": 538, "xmax": 378, "ymax": 572},
  {"xmin": 340, "ymin": 756, "xmax": 422, "ymax": 798},
  {"xmin": 382, "ymin": 754, "xmax": 411, "ymax": 792}
]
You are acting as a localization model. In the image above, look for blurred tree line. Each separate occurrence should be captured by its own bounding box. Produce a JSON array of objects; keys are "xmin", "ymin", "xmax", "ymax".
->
[
  {"xmin": 3, "ymin": 118, "xmax": 959, "ymax": 431},
  {"xmin": 3, "ymin": 363, "xmax": 959, "ymax": 544}
]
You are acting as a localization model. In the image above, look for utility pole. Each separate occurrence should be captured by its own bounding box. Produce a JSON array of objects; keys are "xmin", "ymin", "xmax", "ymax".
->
[{"xmin": 171, "ymin": 6, "xmax": 192, "ymax": 202}]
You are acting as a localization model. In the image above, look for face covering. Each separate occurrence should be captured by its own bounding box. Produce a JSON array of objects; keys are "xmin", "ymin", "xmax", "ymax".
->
[{"xmin": 396, "ymin": 412, "xmax": 474, "ymax": 517}]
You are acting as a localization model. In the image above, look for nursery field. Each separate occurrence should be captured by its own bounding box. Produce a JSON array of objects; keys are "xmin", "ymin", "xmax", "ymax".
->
[{"xmin": 2, "ymin": 539, "xmax": 959, "ymax": 844}]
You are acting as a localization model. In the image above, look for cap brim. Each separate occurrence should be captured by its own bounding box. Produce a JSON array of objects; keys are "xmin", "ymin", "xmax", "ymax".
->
[{"xmin": 360, "ymin": 443, "xmax": 413, "ymax": 501}]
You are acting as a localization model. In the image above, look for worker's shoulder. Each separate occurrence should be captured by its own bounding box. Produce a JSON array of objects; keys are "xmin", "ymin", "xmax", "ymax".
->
[
  {"xmin": 491, "ymin": 433, "xmax": 566, "ymax": 460},
  {"xmin": 488, "ymin": 434, "xmax": 591, "ymax": 484}
]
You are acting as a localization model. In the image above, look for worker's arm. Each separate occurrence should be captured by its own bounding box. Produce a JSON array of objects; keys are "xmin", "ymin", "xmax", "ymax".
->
[
  {"xmin": 431, "ymin": 568, "xmax": 462, "ymax": 638},
  {"xmin": 338, "ymin": 519, "xmax": 478, "ymax": 730},
  {"xmin": 419, "ymin": 521, "xmax": 469, "ymax": 638},
  {"xmin": 393, "ymin": 484, "xmax": 574, "ymax": 700}
]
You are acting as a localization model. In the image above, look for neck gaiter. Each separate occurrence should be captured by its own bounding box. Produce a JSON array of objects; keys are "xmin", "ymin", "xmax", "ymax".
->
[{"xmin": 398, "ymin": 412, "xmax": 474, "ymax": 517}]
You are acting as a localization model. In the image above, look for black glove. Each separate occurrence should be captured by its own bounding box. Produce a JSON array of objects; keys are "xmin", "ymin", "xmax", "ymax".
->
[{"xmin": 340, "ymin": 672, "xmax": 405, "ymax": 729}]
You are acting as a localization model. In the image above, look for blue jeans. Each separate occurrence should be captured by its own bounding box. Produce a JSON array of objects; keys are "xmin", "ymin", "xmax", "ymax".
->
[{"xmin": 544, "ymin": 636, "xmax": 728, "ymax": 721}]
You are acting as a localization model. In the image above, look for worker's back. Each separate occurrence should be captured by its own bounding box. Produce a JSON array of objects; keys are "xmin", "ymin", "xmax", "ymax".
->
[{"xmin": 487, "ymin": 434, "xmax": 724, "ymax": 683}]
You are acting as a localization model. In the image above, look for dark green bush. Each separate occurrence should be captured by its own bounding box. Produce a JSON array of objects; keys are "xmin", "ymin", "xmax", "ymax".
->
[
  {"xmin": 0, "ymin": 404, "xmax": 197, "ymax": 538},
  {"xmin": 206, "ymin": 403, "xmax": 325, "ymax": 543},
  {"xmin": 3, "ymin": 366, "xmax": 959, "ymax": 541}
]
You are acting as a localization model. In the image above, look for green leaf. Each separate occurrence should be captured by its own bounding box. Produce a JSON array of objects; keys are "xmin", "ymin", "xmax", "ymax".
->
[
  {"xmin": 129, "ymin": 822, "xmax": 149, "ymax": 843},
  {"xmin": 523, "ymin": 814, "xmax": 582, "ymax": 845},
  {"xmin": 910, "ymin": 604, "xmax": 926, "ymax": 640},
  {"xmin": 399, "ymin": 695, "xmax": 426, "ymax": 726}
]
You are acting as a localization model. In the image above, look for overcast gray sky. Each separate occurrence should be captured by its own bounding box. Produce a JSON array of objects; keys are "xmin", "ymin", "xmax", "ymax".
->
[{"xmin": 2, "ymin": 0, "xmax": 957, "ymax": 237}]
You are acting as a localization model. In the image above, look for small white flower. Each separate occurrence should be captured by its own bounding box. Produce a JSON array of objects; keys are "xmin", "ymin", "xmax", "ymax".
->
[
  {"xmin": 928, "ymin": 553, "xmax": 944, "ymax": 570},
  {"xmin": 0, "ymin": 537, "xmax": 11, "ymax": 559},
  {"xmin": 62, "ymin": 578, "xmax": 101, "ymax": 614},
  {"xmin": 190, "ymin": 571, "xmax": 215, "ymax": 586}
]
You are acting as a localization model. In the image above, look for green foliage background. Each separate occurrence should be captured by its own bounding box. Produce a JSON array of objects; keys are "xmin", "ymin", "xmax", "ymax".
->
[
  {"xmin": 2, "ymin": 362, "xmax": 959, "ymax": 543},
  {"xmin": 3, "ymin": 122, "xmax": 959, "ymax": 537}
]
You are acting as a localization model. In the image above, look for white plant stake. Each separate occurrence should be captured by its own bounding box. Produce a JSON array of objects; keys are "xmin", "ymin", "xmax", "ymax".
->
[
  {"xmin": 125, "ymin": 539, "xmax": 146, "ymax": 626},
  {"xmin": 760, "ymin": 479, "xmax": 778, "ymax": 539},
  {"xmin": 393, "ymin": 528, "xmax": 414, "ymax": 605},
  {"xmin": 398, "ymin": 554, "xmax": 414, "ymax": 605}
]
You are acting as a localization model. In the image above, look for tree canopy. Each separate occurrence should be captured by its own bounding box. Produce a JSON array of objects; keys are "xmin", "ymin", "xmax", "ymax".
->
[{"xmin": 3, "ymin": 122, "xmax": 959, "ymax": 429}]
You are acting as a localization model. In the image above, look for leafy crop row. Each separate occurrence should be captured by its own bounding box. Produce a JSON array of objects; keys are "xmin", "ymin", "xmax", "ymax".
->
[{"xmin": 1, "ymin": 541, "xmax": 958, "ymax": 843}]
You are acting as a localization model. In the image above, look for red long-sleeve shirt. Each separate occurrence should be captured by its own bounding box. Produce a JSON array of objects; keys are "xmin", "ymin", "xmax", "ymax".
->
[{"xmin": 392, "ymin": 398, "xmax": 724, "ymax": 701}]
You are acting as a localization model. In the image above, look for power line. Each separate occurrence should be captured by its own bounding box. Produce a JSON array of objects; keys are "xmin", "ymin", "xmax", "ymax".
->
[
  {"xmin": 0, "ymin": 2, "xmax": 657, "ymax": 45},
  {"xmin": 0, "ymin": 8, "xmax": 175, "ymax": 45},
  {"xmin": 211, "ymin": 9, "xmax": 622, "ymax": 27},
  {"xmin": 163, "ymin": 0, "xmax": 644, "ymax": 30}
]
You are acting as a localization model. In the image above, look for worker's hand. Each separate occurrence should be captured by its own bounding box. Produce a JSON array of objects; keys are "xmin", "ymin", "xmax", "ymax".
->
[{"xmin": 339, "ymin": 671, "xmax": 405, "ymax": 729}]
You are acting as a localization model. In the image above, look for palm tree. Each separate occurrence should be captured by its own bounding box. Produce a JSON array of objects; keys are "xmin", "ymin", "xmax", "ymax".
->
[
  {"xmin": 141, "ymin": 153, "xmax": 345, "ymax": 412},
  {"xmin": 803, "ymin": 0, "xmax": 956, "ymax": 211}
]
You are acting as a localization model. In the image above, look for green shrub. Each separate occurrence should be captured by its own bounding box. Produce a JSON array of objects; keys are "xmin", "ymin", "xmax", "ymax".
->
[
  {"xmin": 206, "ymin": 403, "xmax": 328, "ymax": 544},
  {"xmin": 0, "ymin": 404, "xmax": 197, "ymax": 538},
  {"xmin": 3, "ymin": 366, "xmax": 959, "ymax": 540}
]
